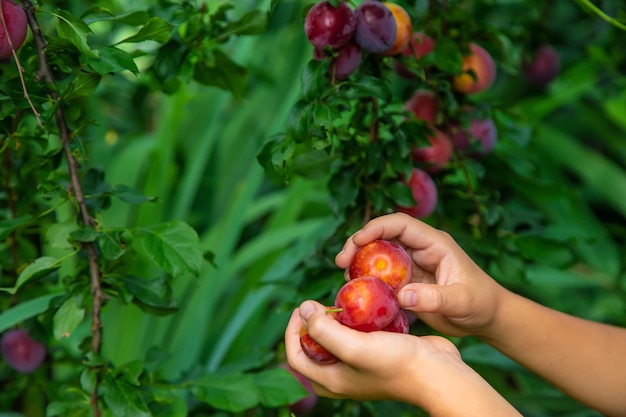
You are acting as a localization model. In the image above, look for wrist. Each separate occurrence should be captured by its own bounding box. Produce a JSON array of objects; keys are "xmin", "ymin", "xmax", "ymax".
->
[
  {"xmin": 473, "ymin": 283, "xmax": 515, "ymax": 341},
  {"xmin": 416, "ymin": 361, "xmax": 520, "ymax": 416}
]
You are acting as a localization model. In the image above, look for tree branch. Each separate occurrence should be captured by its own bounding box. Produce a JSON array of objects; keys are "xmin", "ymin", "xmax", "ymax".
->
[{"xmin": 22, "ymin": 2, "xmax": 104, "ymax": 416}]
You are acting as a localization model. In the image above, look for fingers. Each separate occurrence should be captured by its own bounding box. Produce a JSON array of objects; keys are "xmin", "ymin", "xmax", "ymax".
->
[
  {"xmin": 292, "ymin": 300, "xmax": 398, "ymax": 368},
  {"xmin": 335, "ymin": 213, "xmax": 448, "ymax": 269},
  {"xmin": 398, "ymin": 282, "xmax": 472, "ymax": 318}
]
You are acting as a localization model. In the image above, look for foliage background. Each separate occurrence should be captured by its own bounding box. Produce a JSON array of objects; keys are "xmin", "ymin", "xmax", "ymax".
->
[{"xmin": 1, "ymin": 0, "xmax": 625, "ymax": 416}]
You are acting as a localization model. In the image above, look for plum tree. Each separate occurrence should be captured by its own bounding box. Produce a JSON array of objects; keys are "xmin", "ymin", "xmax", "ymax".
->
[
  {"xmin": 353, "ymin": 0, "xmax": 397, "ymax": 54},
  {"xmin": 0, "ymin": 0, "xmax": 28, "ymax": 59},
  {"xmin": 452, "ymin": 43, "xmax": 497, "ymax": 94},
  {"xmin": 1, "ymin": 329, "xmax": 46, "ymax": 373},
  {"xmin": 304, "ymin": 1, "xmax": 356, "ymax": 50},
  {"xmin": 397, "ymin": 167, "xmax": 438, "ymax": 218}
]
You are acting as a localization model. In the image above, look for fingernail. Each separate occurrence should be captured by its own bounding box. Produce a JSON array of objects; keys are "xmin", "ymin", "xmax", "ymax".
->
[
  {"xmin": 300, "ymin": 301, "xmax": 315, "ymax": 320},
  {"xmin": 400, "ymin": 290, "xmax": 417, "ymax": 307}
]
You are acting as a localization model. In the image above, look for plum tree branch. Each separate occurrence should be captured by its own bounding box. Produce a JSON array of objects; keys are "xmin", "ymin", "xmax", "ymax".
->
[{"xmin": 22, "ymin": 2, "xmax": 104, "ymax": 416}]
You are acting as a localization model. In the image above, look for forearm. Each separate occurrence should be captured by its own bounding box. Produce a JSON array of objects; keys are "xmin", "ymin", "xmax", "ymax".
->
[
  {"xmin": 409, "ymin": 359, "xmax": 522, "ymax": 417},
  {"xmin": 480, "ymin": 289, "xmax": 626, "ymax": 416}
]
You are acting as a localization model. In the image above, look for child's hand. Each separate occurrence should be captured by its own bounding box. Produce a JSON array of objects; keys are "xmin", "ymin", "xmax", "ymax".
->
[
  {"xmin": 286, "ymin": 300, "xmax": 467, "ymax": 402},
  {"xmin": 285, "ymin": 300, "xmax": 522, "ymax": 416},
  {"xmin": 335, "ymin": 212, "xmax": 507, "ymax": 338}
]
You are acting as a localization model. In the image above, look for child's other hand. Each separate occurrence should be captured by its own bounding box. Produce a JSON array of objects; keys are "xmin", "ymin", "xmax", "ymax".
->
[{"xmin": 336, "ymin": 213, "xmax": 507, "ymax": 338}]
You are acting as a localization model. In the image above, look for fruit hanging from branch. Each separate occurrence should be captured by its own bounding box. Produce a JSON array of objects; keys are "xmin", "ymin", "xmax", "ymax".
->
[{"xmin": 0, "ymin": 0, "xmax": 28, "ymax": 59}]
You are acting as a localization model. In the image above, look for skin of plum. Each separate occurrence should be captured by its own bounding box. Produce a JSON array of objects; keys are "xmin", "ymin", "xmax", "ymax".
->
[
  {"xmin": 348, "ymin": 239, "xmax": 412, "ymax": 291},
  {"xmin": 304, "ymin": 1, "xmax": 356, "ymax": 50},
  {"xmin": 397, "ymin": 167, "xmax": 438, "ymax": 218},
  {"xmin": 1, "ymin": 329, "xmax": 46, "ymax": 373},
  {"xmin": 354, "ymin": 1, "xmax": 397, "ymax": 54},
  {"xmin": 522, "ymin": 44, "xmax": 560, "ymax": 88},
  {"xmin": 452, "ymin": 43, "xmax": 497, "ymax": 94},
  {"xmin": 383, "ymin": 310, "xmax": 410, "ymax": 334},
  {"xmin": 411, "ymin": 129, "xmax": 454, "ymax": 173},
  {"xmin": 313, "ymin": 41, "xmax": 362, "ymax": 80},
  {"xmin": 335, "ymin": 276, "xmax": 400, "ymax": 332},
  {"xmin": 451, "ymin": 117, "xmax": 498, "ymax": 156},
  {"xmin": 299, "ymin": 324, "xmax": 339, "ymax": 365}
]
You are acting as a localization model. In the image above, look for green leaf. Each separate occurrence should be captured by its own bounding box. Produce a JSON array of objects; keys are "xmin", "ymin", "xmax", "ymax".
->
[
  {"xmin": 102, "ymin": 375, "xmax": 152, "ymax": 417},
  {"xmin": 351, "ymin": 75, "xmax": 392, "ymax": 102},
  {"xmin": 64, "ymin": 72, "xmax": 102, "ymax": 101},
  {"xmin": 89, "ymin": 46, "xmax": 140, "ymax": 75},
  {"xmin": 253, "ymin": 368, "xmax": 308, "ymax": 407},
  {"xmin": 0, "ymin": 215, "xmax": 32, "ymax": 240},
  {"xmin": 301, "ymin": 60, "xmax": 328, "ymax": 100},
  {"xmin": 220, "ymin": 10, "xmax": 268, "ymax": 39},
  {"xmin": 193, "ymin": 49, "xmax": 248, "ymax": 100},
  {"xmin": 312, "ymin": 101, "xmax": 333, "ymax": 128},
  {"xmin": 292, "ymin": 147, "xmax": 333, "ymax": 180},
  {"xmin": 429, "ymin": 36, "xmax": 463, "ymax": 74},
  {"xmin": 46, "ymin": 220, "xmax": 78, "ymax": 249},
  {"xmin": 98, "ymin": 232, "xmax": 127, "ymax": 260},
  {"xmin": 53, "ymin": 9, "xmax": 98, "ymax": 58},
  {"xmin": 111, "ymin": 184, "xmax": 157, "ymax": 204},
  {"xmin": 70, "ymin": 226, "xmax": 98, "ymax": 243},
  {"xmin": 81, "ymin": 7, "xmax": 149, "ymax": 26},
  {"xmin": 117, "ymin": 360, "xmax": 144, "ymax": 386},
  {"xmin": 387, "ymin": 180, "xmax": 416, "ymax": 207},
  {"xmin": 0, "ymin": 257, "xmax": 60, "ymax": 294},
  {"xmin": 286, "ymin": 99, "xmax": 312, "ymax": 142},
  {"xmin": 53, "ymin": 297, "xmax": 85, "ymax": 340},
  {"xmin": 134, "ymin": 221, "xmax": 203, "ymax": 277},
  {"xmin": 118, "ymin": 17, "xmax": 173, "ymax": 44},
  {"xmin": 0, "ymin": 293, "xmax": 62, "ymax": 333},
  {"xmin": 191, "ymin": 373, "xmax": 259, "ymax": 412},
  {"xmin": 120, "ymin": 276, "xmax": 178, "ymax": 314}
]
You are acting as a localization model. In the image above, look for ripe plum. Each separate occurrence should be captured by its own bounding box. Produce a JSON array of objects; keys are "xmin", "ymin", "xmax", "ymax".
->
[
  {"xmin": 348, "ymin": 240, "xmax": 412, "ymax": 291},
  {"xmin": 304, "ymin": 1, "xmax": 356, "ymax": 50},
  {"xmin": 354, "ymin": 1, "xmax": 397, "ymax": 54},
  {"xmin": 398, "ymin": 168, "xmax": 438, "ymax": 218},
  {"xmin": 335, "ymin": 276, "xmax": 400, "ymax": 331}
]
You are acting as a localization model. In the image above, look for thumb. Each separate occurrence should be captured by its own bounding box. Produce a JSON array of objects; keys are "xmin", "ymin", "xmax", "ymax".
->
[{"xmin": 397, "ymin": 282, "xmax": 471, "ymax": 318}]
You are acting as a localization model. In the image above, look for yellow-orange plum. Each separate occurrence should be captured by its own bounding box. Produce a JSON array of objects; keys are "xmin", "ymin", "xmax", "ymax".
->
[
  {"xmin": 382, "ymin": 2, "xmax": 412, "ymax": 56},
  {"xmin": 452, "ymin": 43, "xmax": 496, "ymax": 94}
]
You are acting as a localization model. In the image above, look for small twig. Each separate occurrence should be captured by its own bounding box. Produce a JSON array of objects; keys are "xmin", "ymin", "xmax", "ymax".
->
[
  {"xmin": 573, "ymin": 0, "xmax": 626, "ymax": 31},
  {"xmin": 22, "ymin": 2, "xmax": 104, "ymax": 416},
  {"xmin": 368, "ymin": 97, "xmax": 379, "ymax": 143},
  {"xmin": 0, "ymin": 1, "xmax": 42, "ymax": 125}
]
